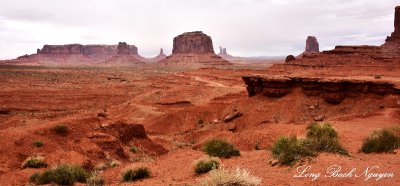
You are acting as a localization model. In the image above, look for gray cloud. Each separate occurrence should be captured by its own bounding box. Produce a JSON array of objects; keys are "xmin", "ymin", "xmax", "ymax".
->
[{"xmin": 0, "ymin": 0, "xmax": 398, "ymax": 59}]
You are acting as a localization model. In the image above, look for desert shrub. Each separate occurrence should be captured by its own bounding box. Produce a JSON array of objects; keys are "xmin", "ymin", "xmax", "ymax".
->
[
  {"xmin": 131, "ymin": 146, "xmax": 140, "ymax": 153},
  {"xmin": 271, "ymin": 123, "xmax": 348, "ymax": 165},
  {"xmin": 204, "ymin": 139, "xmax": 240, "ymax": 158},
  {"xmin": 22, "ymin": 156, "xmax": 47, "ymax": 168},
  {"xmin": 271, "ymin": 136, "xmax": 315, "ymax": 165},
  {"xmin": 51, "ymin": 124, "xmax": 69, "ymax": 136},
  {"xmin": 193, "ymin": 156, "xmax": 220, "ymax": 174},
  {"xmin": 87, "ymin": 175, "xmax": 105, "ymax": 186},
  {"xmin": 198, "ymin": 167, "xmax": 261, "ymax": 186},
  {"xmin": 29, "ymin": 164, "xmax": 89, "ymax": 185},
  {"xmin": 361, "ymin": 128, "xmax": 400, "ymax": 153},
  {"xmin": 33, "ymin": 141, "xmax": 44, "ymax": 148},
  {"xmin": 306, "ymin": 123, "xmax": 348, "ymax": 155},
  {"xmin": 122, "ymin": 166, "xmax": 150, "ymax": 182}
]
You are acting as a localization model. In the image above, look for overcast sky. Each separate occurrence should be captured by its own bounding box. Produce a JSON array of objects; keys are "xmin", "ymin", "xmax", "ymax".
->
[{"xmin": 0, "ymin": 0, "xmax": 398, "ymax": 59}]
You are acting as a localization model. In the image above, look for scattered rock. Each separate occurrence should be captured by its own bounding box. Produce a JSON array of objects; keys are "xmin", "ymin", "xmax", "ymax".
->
[
  {"xmin": 269, "ymin": 160, "xmax": 279, "ymax": 166},
  {"xmin": 156, "ymin": 101, "xmax": 192, "ymax": 106},
  {"xmin": 97, "ymin": 112, "xmax": 107, "ymax": 118},
  {"xmin": 110, "ymin": 121, "xmax": 147, "ymax": 143},
  {"xmin": 313, "ymin": 115, "xmax": 324, "ymax": 122},
  {"xmin": 223, "ymin": 111, "xmax": 243, "ymax": 122},
  {"xmin": 228, "ymin": 124, "xmax": 237, "ymax": 132}
]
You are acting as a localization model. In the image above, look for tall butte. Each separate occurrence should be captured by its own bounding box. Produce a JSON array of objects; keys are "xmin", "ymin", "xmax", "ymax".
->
[
  {"xmin": 386, "ymin": 6, "xmax": 400, "ymax": 42},
  {"xmin": 305, "ymin": 36, "xmax": 319, "ymax": 53},
  {"xmin": 159, "ymin": 31, "xmax": 231, "ymax": 66}
]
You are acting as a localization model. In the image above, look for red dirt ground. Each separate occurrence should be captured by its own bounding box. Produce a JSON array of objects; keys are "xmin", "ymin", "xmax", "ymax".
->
[{"xmin": 0, "ymin": 64, "xmax": 399, "ymax": 186}]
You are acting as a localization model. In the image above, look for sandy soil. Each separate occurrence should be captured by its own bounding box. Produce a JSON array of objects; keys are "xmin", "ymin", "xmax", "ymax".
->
[{"xmin": 0, "ymin": 64, "xmax": 399, "ymax": 186}]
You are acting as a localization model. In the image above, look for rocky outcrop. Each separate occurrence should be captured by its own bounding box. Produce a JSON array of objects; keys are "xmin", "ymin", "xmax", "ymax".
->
[
  {"xmin": 285, "ymin": 55, "xmax": 296, "ymax": 62},
  {"xmin": 305, "ymin": 36, "xmax": 319, "ymax": 53},
  {"xmin": 172, "ymin": 31, "xmax": 214, "ymax": 54},
  {"xmin": 322, "ymin": 45, "xmax": 381, "ymax": 55},
  {"xmin": 160, "ymin": 31, "xmax": 231, "ymax": 66},
  {"xmin": 242, "ymin": 75, "xmax": 400, "ymax": 104},
  {"xmin": 386, "ymin": 6, "xmax": 400, "ymax": 42}
]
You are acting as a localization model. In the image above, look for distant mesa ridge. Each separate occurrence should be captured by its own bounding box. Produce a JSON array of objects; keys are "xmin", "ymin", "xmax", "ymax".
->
[{"xmin": 37, "ymin": 43, "xmax": 138, "ymax": 55}]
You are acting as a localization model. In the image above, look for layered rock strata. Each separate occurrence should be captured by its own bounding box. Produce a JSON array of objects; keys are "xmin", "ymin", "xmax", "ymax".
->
[{"xmin": 243, "ymin": 75, "xmax": 400, "ymax": 104}]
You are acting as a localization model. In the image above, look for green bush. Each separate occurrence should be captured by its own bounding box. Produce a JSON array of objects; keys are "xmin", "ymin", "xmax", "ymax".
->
[
  {"xmin": 29, "ymin": 164, "xmax": 89, "ymax": 185},
  {"xmin": 131, "ymin": 146, "xmax": 139, "ymax": 153},
  {"xmin": 361, "ymin": 128, "xmax": 400, "ymax": 153},
  {"xmin": 193, "ymin": 156, "xmax": 220, "ymax": 174},
  {"xmin": 33, "ymin": 141, "xmax": 44, "ymax": 148},
  {"xmin": 271, "ymin": 123, "xmax": 348, "ymax": 165},
  {"xmin": 51, "ymin": 124, "xmax": 69, "ymax": 136},
  {"xmin": 306, "ymin": 123, "xmax": 348, "ymax": 155},
  {"xmin": 204, "ymin": 139, "xmax": 240, "ymax": 158},
  {"xmin": 122, "ymin": 166, "xmax": 150, "ymax": 182},
  {"xmin": 22, "ymin": 156, "xmax": 47, "ymax": 168},
  {"xmin": 271, "ymin": 136, "xmax": 315, "ymax": 165}
]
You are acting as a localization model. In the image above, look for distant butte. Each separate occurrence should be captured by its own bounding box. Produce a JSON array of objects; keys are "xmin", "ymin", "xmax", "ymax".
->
[
  {"xmin": 385, "ymin": 6, "xmax": 400, "ymax": 42},
  {"xmin": 159, "ymin": 31, "xmax": 231, "ymax": 66},
  {"xmin": 305, "ymin": 36, "xmax": 319, "ymax": 53},
  {"xmin": 218, "ymin": 46, "xmax": 233, "ymax": 60}
]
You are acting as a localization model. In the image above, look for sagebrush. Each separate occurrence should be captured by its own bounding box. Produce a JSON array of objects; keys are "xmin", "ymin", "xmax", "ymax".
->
[
  {"xmin": 122, "ymin": 166, "xmax": 150, "ymax": 182},
  {"xmin": 29, "ymin": 164, "xmax": 89, "ymax": 185},
  {"xmin": 204, "ymin": 139, "xmax": 240, "ymax": 158},
  {"xmin": 193, "ymin": 156, "xmax": 220, "ymax": 174},
  {"xmin": 361, "ymin": 128, "xmax": 400, "ymax": 153},
  {"xmin": 271, "ymin": 123, "xmax": 348, "ymax": 165},
  {"xmin": 198, "ymin": 167, "xmax": 261, "ymax": 186}
]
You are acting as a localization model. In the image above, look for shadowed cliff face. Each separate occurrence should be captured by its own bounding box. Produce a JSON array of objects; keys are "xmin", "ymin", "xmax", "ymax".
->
[
  {"xmin": 172, "ymin": 31, "xmax": 214, "ymax": 54},
  {"xmin": 242, "ymin": 76, "xmax": 400, "ymax": 104}
]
